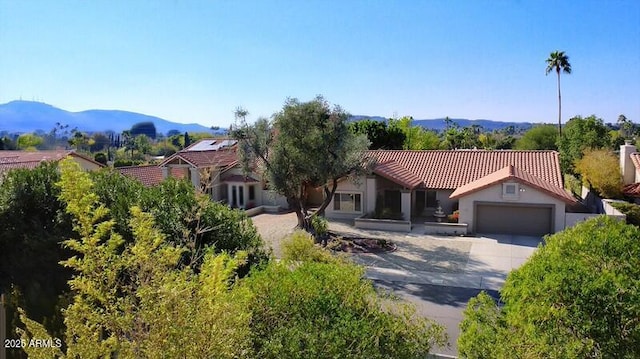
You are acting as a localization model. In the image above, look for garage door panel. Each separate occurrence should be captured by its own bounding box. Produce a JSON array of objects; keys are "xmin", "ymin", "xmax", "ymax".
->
[{"xmin": 476, "ymin": 204, "xmax": 552, "ymax": 236}]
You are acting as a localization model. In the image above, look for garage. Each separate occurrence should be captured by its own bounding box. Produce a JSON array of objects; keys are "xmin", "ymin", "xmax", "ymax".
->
[{"xmin": 475, "ymin": 203, "xmax": 553, "ymax": 236}]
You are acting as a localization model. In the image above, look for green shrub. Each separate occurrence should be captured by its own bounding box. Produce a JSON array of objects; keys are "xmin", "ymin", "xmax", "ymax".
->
[
  {"xmin": 611, "ymin": 201, "xmax": 640, "ymax": 226},
  {"xmin": 372, "ymin": 207, "xmax": 404, "ymax": 220},
  {"xmin": 310, "ymin": 215, "xmax": 328, "ymax": 236},
  {"xmin": 282, "ymin": 231, "xmax": 336, "ymax": 263}
]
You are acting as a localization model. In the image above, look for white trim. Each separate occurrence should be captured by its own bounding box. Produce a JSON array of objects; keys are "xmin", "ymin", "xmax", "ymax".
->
[{"xmin": 332, "ymin": 191, "xmax": 364, "ymax": 213}]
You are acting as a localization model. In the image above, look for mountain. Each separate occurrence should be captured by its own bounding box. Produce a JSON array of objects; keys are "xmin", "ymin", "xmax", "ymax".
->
[
  {"xmin": 351, "ymin": 115, "xmax": 535, "ymax": 132},
  {"xmin": 0, "ymin": 101, "xmax": 224, "ymax": 135}
]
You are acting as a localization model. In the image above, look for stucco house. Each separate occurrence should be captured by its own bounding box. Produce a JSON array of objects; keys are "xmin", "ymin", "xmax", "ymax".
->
[
  {"xmin": 0, "ymin": 150, "xmax": 104, "ymax": 178},
  {"xmin": 325, "ymin": 149, "xmax": 578, "ymax": 236},
  {"xmin": 620, "ymin": 141, "xmax": 640, "ymax": 203},
  {"xmin": 119, "ymin": 139, "xmax": 288, "ymax": 209}
]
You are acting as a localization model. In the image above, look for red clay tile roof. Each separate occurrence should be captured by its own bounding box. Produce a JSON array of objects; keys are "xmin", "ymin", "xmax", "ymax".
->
[
  {"xmin": 222, "ymin": 174, "xmax": 259, "ymax": 183},
  {"xmin": 623, "ymin": 183, "xmax": 640, "ymax": 197},
  {"xmin": 373, "ymin": 160, "xmax": 423, "ymax": 189},
  {"xmin": 631, "ymin": 153, "xmax": 640, "ymax": 171},
  {"xmin": 0, "ymin": 150, "xmax": 104, "ymax": 172},
  {"xmin": 367, "ymin": 150, "xmax": 563, "ymax": 189},
  {"xmin": 117, "ymin": 165, "xmax": 186, "ymax": 186},
  {"xmin": 450, "ymin": 165, "xmax": 576, "ymax": 203}
]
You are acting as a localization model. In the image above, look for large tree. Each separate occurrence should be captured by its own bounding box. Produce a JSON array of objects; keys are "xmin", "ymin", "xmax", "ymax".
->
[
  {"xmin": 458, "ymin": 216, "xmax": 640, "ymax": 358},
  {"xmin": 545, "ymin": 50, "xmax": 572, "ymax": 136},
  {"xmin": 514, "ymin": 124, "xmax": 558, "ymax": 150},
  {"xmin": 575, "ymin": 148, "xmax": 623, "ymax": 198},
  {"xmin": 348, "ymin": 119, "xmax": 405, "ymax": 149},
  {"xmin": 557, "ymin": 115, "xmax": 611, "ymax": 174},
  {"xmin": 232, "ymin": 96, "xmax": 370, "ymax": 229}
]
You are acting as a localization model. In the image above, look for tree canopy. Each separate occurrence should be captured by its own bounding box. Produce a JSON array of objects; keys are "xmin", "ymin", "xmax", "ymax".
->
[
  {"xmin": 458, "ymin": 216, "xmax": 640, "ymax": 358},
  {"xmin": 557, "ymin": 115, "xmax": 611, "ymax": 174},
  {"xmin": 348, "ymin": 118, "xmax": 405, "ymax": 149},
  {"xmin": 232, "ymin": 96, "xmax": 371, "ymax": 229},
  {"xmin": 514, "ymin": 124, "xmax": 558, "ymax": 150},
  {"xmin": 575, "ymin": 148, "xmax": 623, "ymax": 198}
]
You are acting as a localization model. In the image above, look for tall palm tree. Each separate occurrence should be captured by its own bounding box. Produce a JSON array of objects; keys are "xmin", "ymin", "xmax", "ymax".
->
[{"xmin": 545, "ymin": 51, "xmax": 572, "ymax": 136}]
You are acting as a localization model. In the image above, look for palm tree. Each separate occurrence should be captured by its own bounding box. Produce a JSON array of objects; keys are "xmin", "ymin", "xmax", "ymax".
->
[{"xmin": 545, "ymin": 51, "xmax": 572, "ymax": 136}]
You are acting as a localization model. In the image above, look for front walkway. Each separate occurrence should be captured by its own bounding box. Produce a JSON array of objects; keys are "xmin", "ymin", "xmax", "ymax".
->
[{"xmin": 250, "ymin": 212, "xmax": 541, "ymax": 291}]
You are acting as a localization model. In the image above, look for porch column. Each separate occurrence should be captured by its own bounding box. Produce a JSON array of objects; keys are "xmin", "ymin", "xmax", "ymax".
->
[
  {"xmin": 161, "ymin": 166, "xmax": 169, "ymax": 179},
  {"xmin": 366, "ymin": 176, "xmax": 376, "ymax": 214},
  {"xmin": 228, "ymin": 184, "xmax": 233, "ymax": 206},
  {"xmin": 401, "ymin": 189, "xmax": 411, "ymax": 221},
  {"xmin": 189, "ymin": 168, "xmax": 200, "ymax": 189}
]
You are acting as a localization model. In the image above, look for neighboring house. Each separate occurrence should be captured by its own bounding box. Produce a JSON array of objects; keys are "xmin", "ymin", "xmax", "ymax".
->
[
  {"xmin": 121, "ymin": 139, "xmax": 288, "ymax": 209},
  {"xmin": 325, "ymin": 149, "xmax": 578, "ymax": 236},
  {"xmin": 620, "ymin": 141, "xmax": 640, "ymax": 203},
  {"xmin": 0, "ymin": 150, "xmax": 104, "ymax": 178}
]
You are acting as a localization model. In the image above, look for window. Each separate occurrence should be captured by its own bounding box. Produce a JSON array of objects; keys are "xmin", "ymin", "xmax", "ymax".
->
[
  {"xmin": 503, "ymin": 183, "xmax": 519, "ymax": 199},
  {"xmin": 333, "ymin": 192, "xmax": 362, "ymax": 212},
  {"xmin": 248, "ymin": 185, "xmax": 255, "ymax": 201}
]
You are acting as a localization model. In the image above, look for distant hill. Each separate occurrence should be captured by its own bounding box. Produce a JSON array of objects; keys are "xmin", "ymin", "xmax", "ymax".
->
[
  {"xmin": 350, "ymin": 115, "xmax": 535, "ymax": 132},
  {"xmin": 0, "ymin": 101, "xmax": 225, "ymax": 135}
]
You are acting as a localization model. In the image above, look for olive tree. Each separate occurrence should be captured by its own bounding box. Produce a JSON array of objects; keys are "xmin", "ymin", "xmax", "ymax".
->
[{"xmin": 232, "ymin": 96, "xmax": 371, "ymax": 229}]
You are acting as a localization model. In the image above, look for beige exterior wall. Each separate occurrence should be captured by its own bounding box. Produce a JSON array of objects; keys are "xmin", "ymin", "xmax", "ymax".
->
[
  {"xmin": 326, "ymin": 176, "xmax": 369, "ymax": 219},
  {"xmin": 457, "ymin": 181, "xmax": 566, "ymax": 233},
  {"xmin": 72, "ymin": 156, "xmax": 103, "ymax": 171}
]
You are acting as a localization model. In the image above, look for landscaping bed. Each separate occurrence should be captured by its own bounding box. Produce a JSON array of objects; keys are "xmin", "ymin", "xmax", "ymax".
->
[{"xmin": 325, "ymin": 231, "xmax": 397, "ymax": 253}]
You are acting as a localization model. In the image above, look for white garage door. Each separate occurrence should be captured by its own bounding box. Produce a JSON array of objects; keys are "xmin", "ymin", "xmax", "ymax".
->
[{"xmin": 475, "ymin": 203, "xmax": 553, "ymax": 236}]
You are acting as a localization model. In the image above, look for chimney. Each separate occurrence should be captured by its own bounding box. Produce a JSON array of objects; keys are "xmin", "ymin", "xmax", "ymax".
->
[{"xmin": 620, "ymin": 141, "xmax": 637, "ymax": 185}]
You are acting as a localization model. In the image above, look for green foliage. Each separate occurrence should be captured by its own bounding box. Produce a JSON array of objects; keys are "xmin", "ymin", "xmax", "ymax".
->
[
  {"xmin": 243, "ymin": 258, "xmax": 446, "ymax": 358},
  {"xmin": 282, "ymin": 231, "xmax": 336, "ymax": 263},
  {"xmin": 0, "ymin": 162, "xmax": 73, "ymax": 339},
  {"xmin": 557, "ymin": 115, "xmax": 611, "ymax": 174},
  {"xmin": 458, "ymin": 292, "xmax": 501, "ymax": 359},
  {"xmin": 389, "ymin": 116, "xmax": 441, "ymax": 150},
  {"xmin": 610, "ymin": 201, "xmax": 640, "ymax": 227},
  {"xmin": 19, "ymin": 160, "xmax": 253, "ymax": 357},
  {"xmin": 575, "ymin": 148, "xmax": 623, "ymax": 198},
  {"xmin": 93, "ymin": 152, "xmax": 107, "ymax": 165},
  {"xmin": 349, "ymin": 119, "xmax": 405, "ymax": 149},
  {"xmin": 233, "ymin": 96, "xmax": 371, "ymax": 228},
  {"xmin": 514, "ymin": 124, "xmax": 558, "ymax": 150},
  {"xmin": 310, "ymin": 214, "xmax": 328, "ymax": 236},
  {"xmin": 16, "ymin": 133, "xmax": 44, "ymax": 150},
  {"xmin": 459, "ymin": 216, "xmax": 640, "ymax": 358}
]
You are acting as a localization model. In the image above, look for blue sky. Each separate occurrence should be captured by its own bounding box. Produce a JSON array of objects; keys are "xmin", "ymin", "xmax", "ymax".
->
[{"xmin": 1, "ymin": 1, "xmax": 639, "ymax": 128}]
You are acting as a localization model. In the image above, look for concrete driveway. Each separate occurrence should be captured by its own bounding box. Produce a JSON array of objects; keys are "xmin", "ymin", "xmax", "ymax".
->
[{"xmin": 250, "ymin": 212, "xmax": 543, "ymax": 357}]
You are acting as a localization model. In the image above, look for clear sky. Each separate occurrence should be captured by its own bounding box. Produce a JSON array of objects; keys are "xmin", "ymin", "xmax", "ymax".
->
[{"xmin": 1, "ymin": 1, "xmax": 639, "ymax": 128}]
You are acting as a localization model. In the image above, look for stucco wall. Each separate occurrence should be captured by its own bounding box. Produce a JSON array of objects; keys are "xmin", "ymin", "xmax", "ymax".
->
[
  {"xmin": 325, "ymin": 176, "xmax": 368, "ymax": 219},
  {"xmin": 73, "ymin": 157, "xmax": 103, "ymax": 171},
  {"xmin": 457, "ymin": 181, "xmax": 566, "ymax": 233}
]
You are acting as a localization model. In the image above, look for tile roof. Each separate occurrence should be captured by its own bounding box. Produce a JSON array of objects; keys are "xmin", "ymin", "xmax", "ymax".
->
[
  {"xmin": 222, "ymin": 174, "xmax": 259, "ymax": 183},
  {"xmin": 367, "ymin": 150, "xmax": 564, "ymax": 189},
  {"xmin": 622, "ymin": 183, "xmax": 640, "ymax": 197},
  {"xmin": 631, "ymin": 153, "xmax": 640, "ymax": 171},
  {"xmin": 117, "ymin": 165, "xmax": 186, "ymax": 186},
  {"xmin": 160, "ymin": 140, "xmax": 238, "ymax": 169},
  {"xmin": 0, "ymin": 150, "xmax": 104, "ymax": 172},
  {"xmin": 450, "ymin": 165, "xmax": 576, "ymax": 203},
  {"xmin": 372, "ymin": 160, "xmax": 423, "ymax": 189}
]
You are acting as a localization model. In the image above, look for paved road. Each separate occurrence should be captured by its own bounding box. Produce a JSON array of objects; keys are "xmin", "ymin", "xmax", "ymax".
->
[{"xmin": 373, "ymin": 280, "xmax": 499, "ymax": 357}]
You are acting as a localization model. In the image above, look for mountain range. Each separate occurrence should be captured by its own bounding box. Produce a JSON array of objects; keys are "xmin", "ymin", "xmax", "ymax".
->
[
  {"xmin": 1, "ymin": 101, "xmax": 535, "ymax": 135},
  {"xmin": 0, "ymin": 101, "xmax": 218, "ymax": 135}
]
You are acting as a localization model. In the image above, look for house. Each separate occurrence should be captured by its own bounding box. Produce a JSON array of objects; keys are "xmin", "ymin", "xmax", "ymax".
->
[
  {"xmin": 0, "ymin": 150, "xmax": 104, "ymax": 177},
  {"xmin": 325, "ymin": 149, "xmax": 578, "ymax": 236},
  {"xmin": 620, "ymin": 141, "xmax": 640, "ymax": 203},
  {"xmin": 119, "ymin": 139, "xmax": 288, "ymax": 210}
]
